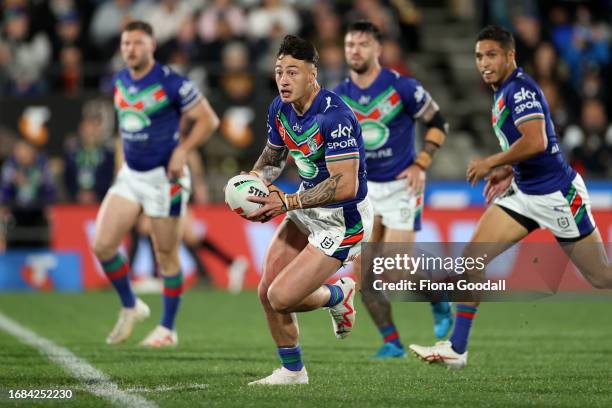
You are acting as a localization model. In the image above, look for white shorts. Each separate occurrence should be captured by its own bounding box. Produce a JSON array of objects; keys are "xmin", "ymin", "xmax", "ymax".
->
[
  {"xmin": 108, "ymin": 164, "xmax": 191, "ymax": 218},
  {"xmin": 285, "ymin": 197, "xmax": 374, "ymax": 263},
  {"xmin": 367, "ymin": 179, "xmax": 423, "ymax": 231},
  {"xmin": 494, "ymin": 173, "xmax": 596, "ymax": 241}
]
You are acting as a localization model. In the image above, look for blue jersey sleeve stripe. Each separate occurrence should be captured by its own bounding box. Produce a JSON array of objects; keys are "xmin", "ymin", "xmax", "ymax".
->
[
  {"xmin": 514, "ymin": 113, "xmax": 545, "ymax": 127},
  {"xmin": 180, "ymin": 94, "xmax": 202, "ymax": 112}
]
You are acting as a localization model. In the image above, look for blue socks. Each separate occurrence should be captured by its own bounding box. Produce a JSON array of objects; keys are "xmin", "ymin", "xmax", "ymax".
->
[
  {"xmin": 449, "ymin": 304, "xmax": 478, "ymax": 354},
  {"xmin": 100, "ymin": 253, "xmax": 135, "ymax": 308},
  {"xmin": 323, "ymin": 284, "xmax": 344, "ymax": 307},
  {"xmin": 161, "ymin": 272, "xmax": 183, "ymax": 330},
  {"xmin": 379, "ymin": 324, "xmax": 403, "ymax": 348},
  {"xmin": 278, "ymin": 345, "xmax": 304, "ymax": 371}
]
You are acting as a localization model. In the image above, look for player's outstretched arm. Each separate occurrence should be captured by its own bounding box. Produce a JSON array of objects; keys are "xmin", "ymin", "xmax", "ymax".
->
[
  {"xmin": 167, "ymin": 98, "xmax": 220, "ymax": 180},
  {"xmin": 467, "ymin": 119, "xmax": 547, "ymax": 185},
  {"xmin": 250, "ymin": 142, "xmax": 289, "ymax": 186}
]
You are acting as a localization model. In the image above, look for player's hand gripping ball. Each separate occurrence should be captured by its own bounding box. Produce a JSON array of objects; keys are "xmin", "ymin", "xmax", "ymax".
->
[{"xmin": 225, "ymin": 174, "xmax": 270, "ymax": 218}]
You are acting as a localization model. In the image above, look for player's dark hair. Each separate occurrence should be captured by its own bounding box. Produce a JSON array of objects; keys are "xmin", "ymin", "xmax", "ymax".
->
[
  {"xmin": 477, "ymin": 25, "xmax": 515, "ymax": 51},
  {"xmin": 123, "ymin": 20, "xmax": 154, "ymax": 37},
  {"xmin": 346, "ymin": 20, "xmax": 383, "ymax": 43},
  {"xmin": 277, "ymin": 35, "xmax": 319, "ymax": 66}
]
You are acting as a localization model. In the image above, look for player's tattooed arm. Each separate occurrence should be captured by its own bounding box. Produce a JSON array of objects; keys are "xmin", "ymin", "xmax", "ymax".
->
[
  {"xmin": 297, "ymin": 174, "xmax": 342, "ymax": 208},
  {"xmin": 247, "ymin": 159, "xmax": 357, "ymax": 221},
  {"xmin": 286, "ymin": 159, "xmax": 359, "ymax": 210},
  {"xmin": 251, "ymin": 143, "xmax": 289, "ymax": 185}
]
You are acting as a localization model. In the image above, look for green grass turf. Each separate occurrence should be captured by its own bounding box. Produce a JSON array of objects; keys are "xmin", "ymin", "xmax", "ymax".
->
[{"xmin": 0, "ymin": 291, "xmax": 611, "ymax": 407}]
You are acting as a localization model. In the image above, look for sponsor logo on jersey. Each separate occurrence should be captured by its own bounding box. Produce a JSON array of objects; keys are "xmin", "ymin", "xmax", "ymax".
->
[
  {"xmin": 365, "ymin": 148, "xmax": 393, "ymax": 159},
  {"xmin": 551, "ymin": 143, "xmax": 559, "ymax": 154},
  {"xmin": 513, "ymin": 87, "xmax": 542, "ymax": 114},
  {"xmin": 324, "ymin": 96, "xmax": 339, "ymax": 112},
  {"xmin": 331, "ymin": 123, "xmax": 353, "ymax": 139},
  {"xmin": 327, "ymin": 139, "xmax": 358, "ymax": 150},
  {"xmin": 414, "ymin": 85, "xmax": 425, "ymax": 103},
  {"xmin": 513, "ymin": 87, "xmax": 537, "ymax": 103},
  {"xmin": 179, "ymin": 80, "xmax": 195, "ymax": 98}
]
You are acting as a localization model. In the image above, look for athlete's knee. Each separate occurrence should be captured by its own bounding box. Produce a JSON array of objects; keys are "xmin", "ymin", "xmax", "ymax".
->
[
  {"xmin": 92, "ymin": 237, "xmax": 117, "ymax": 261},
  {"xmin": 155, "ymin": 249, "xmax": 179, "ymax": 275},
  {"xmin": 258, "ymin": 282, "xmax": 271, "ymax": 306},
  {"xmin": 267, "ymin": 285, "xmax": 294, "ymax": 314}
]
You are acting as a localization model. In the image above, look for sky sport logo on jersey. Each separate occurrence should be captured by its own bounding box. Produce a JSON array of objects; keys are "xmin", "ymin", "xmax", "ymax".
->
[
  {"xmin": 513, "ymin": 87, "xmax": 542, "ymax": 115},
  {"xmin": 330, "ymin": 123, "xmax": 353, "ymax": 138}
]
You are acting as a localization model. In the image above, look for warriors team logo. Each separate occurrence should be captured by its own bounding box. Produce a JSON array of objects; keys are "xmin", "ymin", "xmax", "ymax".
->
[
  {"xmin": 360, "ymin": 119, "xmax": 390, "ymax": 151},
  {"xmin": 114, "ymin": 80, "xmax": 169, "ymax": 133},
  {"xmin": 119, "ymin": 109, "xmax": 152, "ymax": 133},
  {"xmin": 307, "ymin": 136, "xmax": 318, "ymax": 152},
  {"xmin": 341, "ymin": 86, "xmax": 402, "ymax": 151}
]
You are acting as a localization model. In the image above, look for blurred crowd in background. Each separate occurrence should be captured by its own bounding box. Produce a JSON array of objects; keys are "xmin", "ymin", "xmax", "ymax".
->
[{"xmin": 0, "ymin": 0, "xmax": 610, "ymax": 248}]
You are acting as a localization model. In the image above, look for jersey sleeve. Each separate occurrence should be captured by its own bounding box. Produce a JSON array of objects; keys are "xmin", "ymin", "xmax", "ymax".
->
[
  {"xmin": 167, "ymin": 72, "xmax": 202, "ymax": 112},
  {"xmin": 507, "ymin": 82, "xmax": 546, "ymax": 128},
  {"xmin": 395, "ymin": 76, "xmax": 432, "ymax": 119},
  {"xmin": 266, "ymin": 99, "xmax": 284, "ymax": 148},
  {"xmin": 322, "ymin": 110, "xmax": 360, "ymax": 164}
]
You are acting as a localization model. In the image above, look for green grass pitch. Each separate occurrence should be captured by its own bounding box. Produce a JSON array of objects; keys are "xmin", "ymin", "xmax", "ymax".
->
[{"xmin": 1, "ymin": 291, "xmax": 611, "ymax": 407}]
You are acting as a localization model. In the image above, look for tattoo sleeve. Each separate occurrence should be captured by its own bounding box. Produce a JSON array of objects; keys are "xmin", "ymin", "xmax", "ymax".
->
[
  {"xmin": 252, "ymin": 143, "xmax": 288, "ymax": 184},
  {"xmin": 297, "ymin": 173, "xmax": 343, "ymax": 209}
]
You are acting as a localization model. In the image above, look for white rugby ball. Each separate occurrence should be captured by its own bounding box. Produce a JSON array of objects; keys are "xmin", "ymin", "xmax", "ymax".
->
[{"xmin": 225, "ymin": 174, "xmax": 270, "ymax": 217}]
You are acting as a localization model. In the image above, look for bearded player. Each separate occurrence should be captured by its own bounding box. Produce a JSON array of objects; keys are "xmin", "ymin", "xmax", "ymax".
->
[
  {"xmin": 334, "ymin": 21, "xmax": 452, "ymax": 358},
  {"xmin": 245, "ymin": 35, "xmax": 373, "ymax": 385},
  {"xmin": 92, "ymin": 21, "xmax": 219, "ymax": 347},
  {"xmin": 409, "ymin": 25, "xmax": 612, "ymax": 368}
]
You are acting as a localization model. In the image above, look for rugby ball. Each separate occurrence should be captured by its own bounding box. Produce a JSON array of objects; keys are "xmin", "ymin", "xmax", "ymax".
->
[{"xmin": 225, "ymin": 174, "xmax": 270, "ymax": 217}]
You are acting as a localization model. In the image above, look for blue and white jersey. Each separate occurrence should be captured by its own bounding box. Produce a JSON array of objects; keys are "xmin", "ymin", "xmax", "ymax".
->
[
  {"xmin": 113, "ymin": 63, "xmax": 202, "ymax": 171},
  {"xmin": 491, "ymin": 68, "xmax": 575, "ymax": 194},
  {"xmin": 266, "ymin": 88, "xmax": 367, "ymax": 208},
  {"xmin": 334, "ymin": 68, "xmax": 432, "ymax": 182}
]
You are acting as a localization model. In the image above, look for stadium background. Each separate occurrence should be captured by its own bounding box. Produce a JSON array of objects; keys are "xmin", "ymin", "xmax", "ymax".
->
[
  {"xmin": 0, "ymin": 0, "xmax": 609, "ymax": 291},
  {"xmin": 0, "ymin": 1, "xmax": 611, "ymax": 407}
]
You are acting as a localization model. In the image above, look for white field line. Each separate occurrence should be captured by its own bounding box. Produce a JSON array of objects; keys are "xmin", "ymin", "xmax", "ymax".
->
[{"xmin": 0, "ymin": 311, "xmax": 158, "ymax": 408}]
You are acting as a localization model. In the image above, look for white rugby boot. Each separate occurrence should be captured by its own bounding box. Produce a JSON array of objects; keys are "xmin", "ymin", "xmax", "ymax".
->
[
  {"xmin": 106, "ymin": 298, "xmax": 150, "ymax": 345},
  {"xmin": 328, "ymin": 277, "xmax": 356, "ymax": 339},
  {"xmin": 409, "ymin": 340, "xmax": 468, "ymax": 369},
  {"xmin": 139, "ymin": 325, "xmax": 178, "ymax": 348},
  {"xmin": 248, "ymin": 367, "xmax": 308, "ymax": 385}
]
